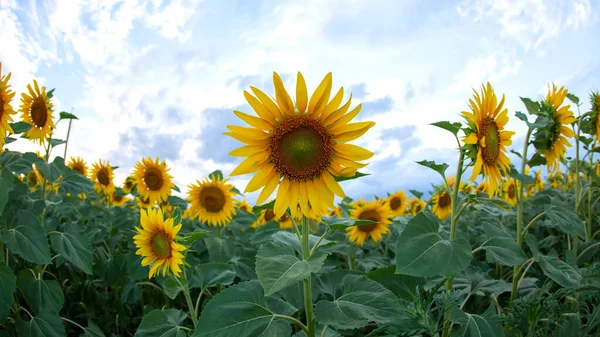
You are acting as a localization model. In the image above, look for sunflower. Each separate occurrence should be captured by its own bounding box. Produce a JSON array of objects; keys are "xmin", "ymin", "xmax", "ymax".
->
[
  {"xmin": 91, "ymin": 160, "xmax": 115, "ymax": 195},
  {"xmin": 345, "ymin": 199, "xmax": 393, "ymax": 246},
  {"xmin": 137, "ymin": 196, "xmax": 154, "ymax": 209},
  {"xmin": 503, "ymin": 178, "xmax": 518, "ymax": 207},
  {"xmin": 0, "ymin": 64, "xmax": 17, "ymax": 150},
  {"xmin": 20, "ymin": 79, "xmax": 55, "ymax": 144},
  {"xmin": 534, "ymin": 170, "xmax": 545, "ymax": 191},
  {"xmin": 111, "ymin": 193, "xmax": 131, "ymax": 207},
  {"xmin": 225, "ymin": 72, "xmax": 375, "ymax": 219},
  {"xmin": 133, "ymin": 157, "xmax": 175, "ymax": 205},
  {"xmin": 187, "ymin": 173, "xmax": 237, "ymax": 227},
  {"xmin": 123, "ymin": 176, "xmax": 136, "ymax": 194},
  {"xmin": 26, "ymin": 166, "xmax": 43, "ymax": 191},
  {"xmin": 328, "ymin": 205, "xmax": 342, "ymax": 218},
  {"xmin": 548, "ymin": 171, "xmax": 563, "ymax": 189},
  {"xmin": 462, "ymin": 83, "xmax": 514, "ymax": 197},
  {"xmin": 236, "ymin": 199, "xmax": 252, "ymax": 213},
  {"xmin": 133, "ymin": 208, "xmax": 186, "ymax": 278},
  {"xmin": 408, "ymin": 198, "xmax": 426, "ymax": 215},
  {"xmin": 251, "ymin": 208, "xmax": 277, "ymax": 229},
  {"xmin": 277, "ymin": 213, "xmax": 293, "ymax": 229},
  {"xmin": 67, "ymin": 156, "xmax": 88, "ymax": 177},
  {"xmin": 431, "ymin": 187, "xmax": 452, "ymax": 220},
  {"xmin": 591, "ymin": 91, "xmax": 600, "ymax": 145},
  {"xmin": 475, "ymin": 181, "xmax": 488, "ymax": 194},
  {"xmin": 384, "ymin": 190, "xmax": 408, "ymax": 217}
]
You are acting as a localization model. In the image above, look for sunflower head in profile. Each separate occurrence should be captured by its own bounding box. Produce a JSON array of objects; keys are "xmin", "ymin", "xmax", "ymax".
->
[
  {"xmin": 328, "ymin": 205, "xmax": 342, "ymax": 218},
  {"xmin": 236, "ymin": 199, "xmax": 252, "ymax": 213},
  {"xmin": 385, "ymin": 190, "xmax": 408, "ymax": 217},
  {"xmin": 345, "ymin": 199, "xmax": 393, "ymax": 246},
  {"xmin": 462, "ymin": 83, "xmax": 515, "ymax": 197},
  {"xmin": 123, "ymin": 176, "xmax": 136, "ymax": 194},
  {"xmin": 534, "ymin": 170, "xmax": 545, "ymax": 192},
  {"xmin": 133, "ymin": 157, "xmax": 175, "ymax": 205},
  {"xmin": 133, "ymin": 208, "xmax": 186, "ymax": 279},
  {"xmin": 187, "ymin": 173, "xmax": 237, "ymax": 227},
  {"xmin": 67, "ymin": 156, "xmax": 88, "ymax": 177},
  {"xmin": 20, "ymin": 79, "xmax": 55, "ymax": 144},
  {"xmin": 250, "ymin": 208, "xmax": 277, "ymax": 229},
  {"xmin": 408, "ymin": 198, "xmax": 426, "ymax": 216},
  {"xmin": 475, "ymin": 181, "xmax": 488, "ymax": 194},
  {"xmin": 503, "ymin": 178, "xmax": 518, "ymax": 207},
  {"xmin": 111, "ymin": 192, "xmax": 131, "ymax": 207},
  {"xmin": 91, "ymin": 160, "xmax": 115, "ymax": 196},
  {"xmin": 0, "ymin": 64, "xmax": 17, "ymax": 150},
  {"xmin": 225, "ymin": 72, "xmax": 376, "ymax": 219},
  {"xmin": 431, "ymin": 186, "xmax": 452, "ymax": 221}
]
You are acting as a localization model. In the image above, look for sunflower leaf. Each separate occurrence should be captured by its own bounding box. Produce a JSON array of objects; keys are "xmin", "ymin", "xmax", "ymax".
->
[
  {"xmin": 544, "ymin": 204, "xmax": 586, "ymax": 239},
  {"xmin": 0, "ymin": 264, "xmax": 16, "ymax": 322},
  {"xmin": 450, "ymin": 304, "xmax": 504, "ymax": 337},
  {"xmin": 81, "ymin": 320, "xmax": 106, "ymax": 337},
  {"xmin": 520, "ymin": 97, "xmax": 541, "ymax": 115},
  {"xmin": 135, "ymin": 309, "xmax": 189, "ymax": 337},
  {"xmin": 59, "ymin": 111, "xmax": 78, "ymax": 120},
  {"xmin": 415, "ymin": 160, "xmax": 449, "ymax": 179},
  {"xmin": 366, "ymin": 266, "xmax": 425, "ymax": 301},
  {"xmin": 508, "ymin": 166, "xmax": 535, "ymax": 185},
  {"xmin": 167, "ymin": 196, "xmax": 187, "ymax": 209},
  {"xmin": 430, "ymin": 121, "xmax": 462, "ymax": 136},
  {"xmin": 15, "ymin": 311, "xmax": 66, "ymax": 337},
  {"xmin": 333, "ymin": 171, "xmax": 369, "ymax": 182},
  {"xmin": 252, "ymin": 199, "xmax": 275, "ymax": 213},
  {"xmin": 189, "ymin": 263, "xmax": 236, "ymax": 291},
  {"xmin": 509, "ymin": 149, "xmax": 522, "ymax": 158},
  {"xmin": 45, "ymin": 88, "xmax": 55, "ymax": 99},
  {"xmin": 171, "ymin": 184, "xmax": 181, "ymax": 193},
  {"xmin": 527, "ymin": 152, "xmax": 546, "ymax": 168},
  {"xmin": 409, "ymin": 189, "xmax": 423, "ymax": 199},
  {"xmin": 0, "ymin": 172, "xmax": 14, "ymax": 216},
  {"xmin": 49, "ymin": 138, "xmax": 66, "ymax": 148},
  {"xmin": 479, "ymin": 223, "xmax": 527, "ymax": 266},
  {"xmin": 171, "ymin": 207, "xmax": 182, "ymax": 225},
  {"xmin": 49, "ymin": 222, "xmax": 93, "ymax": 275},
  {"xmin": 208, "ymin": 170, "xmax": 223, "ymax": 181},
  {"xmin": 536, "ymin": 254, "xmax": 582, "ymax": 289},
  {"xmin": 515, "ymin": 111, "xmax": 529, "ymax": 124},
  {"xmin": 8, "ymin": 121, "xmax": 32, "ymax": 134},
  {"xmin": 4, "ymin": 210, "xmax": 52, "ymax": 265},
  {"xmin": 566, "ymin": 93, "xmax": 580, "ymax": 105},
  {"xmin": 180, "ymin": 230, "xmax": 210, "ymax": 246},
  {"xmin": 320, "ymin": 217, "xmax": 376, "ymax": 231},
  {"xmin": 17, "ymin": 270, "xmax": 64, "ymax": 315}
]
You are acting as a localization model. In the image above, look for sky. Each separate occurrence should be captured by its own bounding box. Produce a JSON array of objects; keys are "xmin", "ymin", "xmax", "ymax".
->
[{"xmin": 1, "ymin": 0, "xmax": 599, "ymax": 204}]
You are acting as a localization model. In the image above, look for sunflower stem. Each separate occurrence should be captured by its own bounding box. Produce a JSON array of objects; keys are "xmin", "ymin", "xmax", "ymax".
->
[
  {"xmin": 63, "ymin": 108, "xmax": 74, "ymax": 159},
  {"xmin": 587, "ymin": 153, "xmax": 594, "ymax": 242},
  {"xmin": 573, "ymin": 102, "xmax": 583, "ymax": 251},
  {"xmin": 521, "ymin": 211, "xmax": 546, "ymax": 241},
  {"xmin": 301, "ymin": 215, "xmax": 315, "ymax": 337},
  {"xmin": 179, "ymin": 271, "xmax": 198, "ymax": 328}
]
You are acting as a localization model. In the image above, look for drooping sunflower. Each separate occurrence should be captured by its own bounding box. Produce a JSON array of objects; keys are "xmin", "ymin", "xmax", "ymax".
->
[
  {"xmin": 548, "ymin": 171, "xmax": 563, "ymax": 189},
  {"xmin": 236, "ymin": 199, "xmax": 252, "ymax": 213},
  {"xmin": 134, "ymin": 207, "xmax": 186, "ymax": 278},
  {"xmin": 123, "ymin": 176, "xmax": 136, "ymax": 194},
  {"xmin": 133, "ymin": 157, "xmax": 175, "ymax": 205},
  {"xmin": 111, "ymin": 192, "xmax": 131, "ymax": 207},
  {"xmin": 503, "ymin": 178, "xmax": 518, "ymax": 207},
  {"xmin": 462, "ymin": 83, "xmax": 515, "ymax": 197},
  {"xmin": 0, "ymin": 64, "xmax": 17, "ymax": 150},
  {"xmin": 408, "ymin": 198, "xmax": 426, "ymax": 215},
  {"xmin": 345, "ymin": 199, "xmax": 393, "ymax": 246},
  {"xmin": 251, "ymin": 208, "xmax": 277, "ymax": 229},
  {"xmin": 385, "ymin": 190, "xmax": 408, "ymax": 217},
  {"xmin": 225, "ymin": 72, "xmax": 375, "ymax": 219},
  {"xmin": 67, "ymin": 156, "xmax": 88, "ymax": 177},
  {"xmin": 20, "ymin": 79, "xmax": 55, "ymax": 144},
  {"xmin": 91, "ymin": 160, "xmax": 115, "ymax": 195},
  {"xmin": 431, "ymin": 187, "xmax": 452, "ymax": 220},
  {"xmin": 187, "ymin": 173, "xmax": 237, "ymax": 227}
]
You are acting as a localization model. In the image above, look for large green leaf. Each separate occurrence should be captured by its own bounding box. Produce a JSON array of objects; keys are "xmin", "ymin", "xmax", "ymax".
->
[
  {"xmin": 15, "ymin": 311, "xmax": 66, "ymax": 337},
  {"xmin": 366, "ymin": 266, "xmax": 424, "ymax": 301},
  {"xmin": 134, "ymin": 309, "xmax": 188, "ymax": 337},
  {"xmin": 314, "ymin": 275, "xmax": 407, "ymax": 330},
  {"xmin": 193, "ymin": 280, "xmax": 291, "ymax": 337},
  {"xmin": 50, "ymin": 223, "xmax": 93, "ymax": 275},
  {"xmin": 395, "ymin": 212, "xmax": 472, "ymax": 277},
  {"xmin": 81, "ymin": 320, "xmax": 106, "ymax": 337},
  {"xmin": 450, "ymin": 304, "xmax": 504, "ymax": 337},
  {"xmin": 479, "ymin": 223, "xmax": 527, "ymax": 266},
  {"xmin": 0, "ymin": 264, "xmax": 16, "ymax": 322},
  {"xmin": 17, "ymin": 271, "xmax": 64, "ymax": 315},
  {"xmin": 189, "ymin": 263, "xmax": 236, "ymax": 291},
  {"xmin": 4, "ymin": 210, "xmax": 52, "ymax": 264},
  {"xmin": 162, "ymin": 278, "xmax": 186, "ymax": 300},
  {"xmin": 0, "ymin": 174, "xmax": 13, "ymax": 216},
  {"xmin": 204, "ymin": 237, "xmax": 233, "ymax": 263},
  {"xmin": 544, "ymin": 204, "xmax": 586, "ymax": 239},
  {"xmin": 536, "ymin": 255, "xmax": 582, "ymax": 289}
]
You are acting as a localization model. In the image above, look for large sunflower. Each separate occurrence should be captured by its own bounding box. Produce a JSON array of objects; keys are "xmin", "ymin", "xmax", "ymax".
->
[
  {"xmin": 67, "ymin": 156, "xmax": 88, "ymax": 177},
  {"xmin": 345, "ymin": 199, "xmax": 393, "ymax": 246},
  {"xmin": 408, "ymin": 198, "xmax": 426, "ymax": 215},
  {"xmin": 225, "ymin": 72, "xmax": 375, "ymax": 219},
  {"xmin": 20, "ymin": 79, "xmax": 55, "ymax": 144},
  {"xmin": 187, "ymin": 173, "xmax": 237, "ymax": 227},
  {"xmin": 0, "ymin": 64, "xmax": 17, "ymax": 150},
  {"xmin": 385, "ymin": 190, "xmax": 408, "ymax": 217},
  {"xmin": 431, "ymin": 187, "xmax": 452, "ymax": 220},
  {"xmin": 503, "ymin": 178, "xmax": 518, "ymax": 207},
  {"xmin": 134, "ymin": 208, "xmax": 186, "ymax": 278},
  {"xmin": 462, "ymin": 83, "xmax": 514, "ymax": 197},
  {"xmin": 91, "ymin": 160, "xmax": 115, "ymax": 195},
  {"xmin": 133, "ymin": 157, "xmax": 175, "ymax": 205}
]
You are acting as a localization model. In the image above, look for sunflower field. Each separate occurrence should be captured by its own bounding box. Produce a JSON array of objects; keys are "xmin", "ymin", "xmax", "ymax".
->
[{"xmin": 1, "ymin": 63, "xmax": 600, "ymax": 337}]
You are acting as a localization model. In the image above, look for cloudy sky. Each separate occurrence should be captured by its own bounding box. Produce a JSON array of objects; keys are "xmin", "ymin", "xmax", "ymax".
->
[{"xmin": 1, "ymin": 0, "xmax": 599, "ymax": 204}]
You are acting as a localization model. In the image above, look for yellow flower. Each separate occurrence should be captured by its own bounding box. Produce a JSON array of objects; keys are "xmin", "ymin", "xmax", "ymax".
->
[
  {"xmin": 225, "ymin": 72, "xmax": 375, "ymax": 219},
  {"xmin": 0, "ymin": 64, "xmax": 17, "ymax": 150},
  {"xmin": 345, "ymin": 199, "xmax": 393, "ymax": 246},
  {"xmin": 187, "ymin": 173, "xmax": 237, "ymax": 227},
  {"xmin": 251, "ymin": 208, "xmax": 277, "ymax": 229},
  {"xmin": 462, "ymin": 83, "xmax": 515, "ymax": 196},
  {"xmin": 408, "ymin": 198, "xmax": 426, "ymax": 215},
  {"xmin": 385, "ymin": 190, "xmax": 408, "ymax": 217},
  {"xmin": 20, "ymin": 79, "xmax": 55, "ymax": 144},
  {"xmin": 111, "ymin": 192, "xmax": 131, "ymax": 207},
  {"xmin": 67, "ymin": 156, "xmax": 88, "ymax": 177},
  {"xmin": 26, "ymin": 166, "xmax": 43, "ymax": 191},
  {"xmin": 137, "ymin": 196, "xmax": 154, "ymax": 209},
  {"xmin": 133, "ymin": 157, "xmax": 175, "ymax": 205},
  {"xmin": 328, "ymin": 205, "xmax": 343, "ymax": 218},
  {"xmin": 503, "ymin": 178, "xmax": 518, "ymax": 207},
  {"xmin": 236, "ymin": 199, "xmax": 252, "ymax": 213},
  {"xmin": 475, "ymin": 181, "xmax": 488, "ymax": 194},
  {"xmin": 591, "ymin": 91, "xmax": 600, "ymax": 145},
  {"xmin": 123, "ymin": 176, "xmax": 136, "ymax": 194},
  {"xmin": 133, "ymin": 208, "xmax": 186, "ymax": 278},
  {"xmin": 534, "ymin": 170, "xmax": 545, "ymax": 191},
  {"xmin": 91, "ymin": 160, "xmax": 115, "ymax": 195},
  {"xmin": 431, "ymin": 188, "xmax": 451, "ymax": 220},
  {"xmin": 277, "ymin": 213, "xmax": 293, "ymax": 229}
]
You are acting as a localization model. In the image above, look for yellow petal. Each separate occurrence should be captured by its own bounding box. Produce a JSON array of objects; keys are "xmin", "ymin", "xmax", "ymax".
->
[
  {"xmin": 229, "ymin": 144, "xmax": 264, "ymax": 157},
  {"xmin": 334, "ymin": 122, "xmax": 375, "ymax": 143},
  {"xmin": 256, "ymin": 171, "xmax": 281, "ymax": 205},
  {"xmin": 244, "ymin": 90, "xmax": 276, "ymax": 124},
  {"xmin": 223, "ymin": 132, "xmax": 266, "ymax": 145},
  {"xmin": 321, "ymin": 171, "xmax": 345, "ymax": 198},
  {"xmin": 251, "ymin": 86, "xmax": 283, "ymax": 119},
  {"xmin": 226, "ymin": 125, "xmax": 269, "ymax": 140},
  {"xmin": 273, "ymin": 178, "xmax": 291, "ymax": 217},
  {"xmin": 329, "ymin": 103, "xmax": 362, "ymax": 129},
  {"xmin": 320, "ymin": 87, "xmax": 344, "ymax": 120},
  {"xmin": 308, "ymin": 73, "xmax": 332, "ymax": 116},
  {"xmin": 323, "ymin": 94, "xmax": 352, "ymax": 125},
  {"xmin": 245, "ymin": 166, "xmax": 275, "ymax": 193},
  {"xmin": 273, "ymin": 72, "xmax": 295, "ymax": 115},
  {"xmin": 462, "ymin": 133, "xmax": 478, "ymax": 145},
  {"xmin": 233, "ymin": 110, "xmax": 273, "ymax": 130},
  {"xmin": 229, "ymin": 153, "xmax": 269, "ymax": 176},
  {"xmin": 296, "ymin": 72, "xmax": 308, "ymax": 113},
  {"xmin": 334, "ymin": 143, "xmax": 374, "ymax": 161}
]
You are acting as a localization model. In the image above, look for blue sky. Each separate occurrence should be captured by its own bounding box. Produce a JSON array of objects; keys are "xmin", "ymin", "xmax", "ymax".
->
[{"xmin": 1, "ymin": 0, "xmax": 599, "ymax": 204}]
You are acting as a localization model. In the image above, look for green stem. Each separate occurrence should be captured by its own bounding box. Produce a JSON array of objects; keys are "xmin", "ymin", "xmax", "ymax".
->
[
  {"xmin": 61, "ymin": 317, "xmax": 85, "ymax": 331},
  {"xmin": 573, "ymin": 104, "xmax": 583, "ymax": 253},
  {"xmin": 273, "ymin": 314, "xmax": 309, "ymax": 335},
  {"xmin": 309, "ymin": 229, "xmax": 330, "ymax": 255},
  {"xmin": 301, "ymin": 215, "xmax": 315, "ymax": 337},
  {"xmin": 521, "ymin": 212, "xmax": 546, "ymax": 240},
  {"xmin": 179, "ymin": 273, "xmax": 198, "ymax": 328},
  {"xmin": 0, "ymin": 240, "xmax": 4, "ymax": 264},
  {"xmin": 63, "ymin": 111, "xmax": 73, "ymax": 159},
  {"xmin": 577, "ymin": 242, "xmax": 600, "ymax": 262},
  {"xmin": 586, "ymin": 153, "xmax": 594, "ymax": 242},
  {"xmin": 194, "ymin": 289, "xmax": 204, "ymax": 316}
]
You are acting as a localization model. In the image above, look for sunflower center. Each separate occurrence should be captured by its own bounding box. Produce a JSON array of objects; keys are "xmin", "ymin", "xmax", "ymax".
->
[
  {"xmin": 508, "ymin": 184, "xmax": 516, "ymax": 199},
  {"xmin": 27, "ymin": 171, "xmax": 38, "ymax": 185},
  {"xmin": 71, "ymin": 163, "xmax": 85, "ymax": 175},
  {"xmin": 389, "ymin": 197, "xmax": 402, "ymax": 211},
  {"xmin": 199, "ymin": 186, "xmax": 226, "ymax": 213},
  {"xmin": 481, "ymin": 118, "xmax": 500, "ymax": 165},
  {"xmin": 268, "ymin": 115, "xmax": 333, "ymax": 181},
  {"xmin": 30, "ymin": 96, "xmax": 48, "ymax": 128},
  {"xmin": 415, "ymin": 203, "xmax": 423, "ymax": 213},
  {"xmin": 438, "ymin": 192, "xmax": 451, "ymax": 208},
  {"xmin": 125, "ymin": 181, "xmax": 133, "ymax": 189},
  {"xmin": 97, "ymin": 168, "xmax": 110, "ymax": 186},
  {"xmin": 151, "ymin": 232, "xmax": 171, "ymax": 259},
  {"xmin": 357, "ymin": 209, "xmax": 381, "ymax": 232},
  {"xmin": 264, "ymin": 209, "xmax": 276, "ymax": 222},
  {"xmin": 144, "ymin": 168, "xmax": 164, "ymax": 191},
  {"xmin": 114, "ymin": 195, "xmax": 123, "ymax": 202}
]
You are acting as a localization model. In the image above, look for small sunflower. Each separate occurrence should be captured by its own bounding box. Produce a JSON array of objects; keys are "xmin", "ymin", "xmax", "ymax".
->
[
  {"xmin": 328, "ymin": 205, "xmax": 342, "ymax": 218},
  {"xmin": 277, "ymin": 213, "xmax": 293, "ymax": 229},
  {"xmin": 134, "ymin": 208, "xmax": 186, "ymax": 278},
  {"xmin": 111, "ymin": 193, "xmax": 131, "ymax": 207},
  {"xmin": 225, "ymin": 72, "xmax": 375, "ymax": 219},
  {"xmin": 590, "ymin": 91, "xmax": 600, "ymax": 145},
  {"xmin": 236, "ymin": 199, "xmax": 252, "ymax": 213},
  {"xmin": 548, "ymin": 171, "xmax": 563, "ymax": 189},
  {"xmin": 187, "ymin": 173, "xmax": 237, "ymax": 227},
  {"xmin": 67, "ymin": 156, "xmax": 88, "ymax": 177},
  {"xmin": 431, "ymin": 187, "xmax": 452, "ymax": 220},
  {"xmin": 503, "ymin": 178, "xmax": 518, "ymax": 207},
  {"xmin": 91, "ymin": 160, "xmax": 115, "ymax": 195},
  {"xmin": 385, "ymin": 190, "xmax": 408, "ymax": 217},
  {"xmin": 408, "ymin": 198, "xmax": 426, "ymax": 215},
  {"xmin": 137, "ymin": 196, "xmax": 154, "ymax": 209},
  {"xmin": 0, "ymin": 64, "xmax": 17, "ymax": 150},
  {"xmin": 251, "ymin": 208, "xmax": 277, "ymax": 229},
  {"xmin": 345, "ymin": 199, "xmax": 393, "ymax": 246},
  {"xmin": 26, "ymin": 166, "xmax": 43, "ymax": 191},
  {"xmin": 534, "ymin": 170, "xmax": 545, "ymax": 191},
  {"xmin": 133, "ymin": 157, "xmax": 175, "ymax": 205},
  {"xmin": 475, "ymin": 181, "xmax": 488, "ymax": 194},
  {"xmin": 123, "ymin": 176, "xmax": 136, "ymax": 194},
  {"xmin": 462, "ymin": 83, "xmax": 515, "ymax": 196},
  {"xmin": 20, "ymin": 79, "xmax": 55, "ymax": 144}
]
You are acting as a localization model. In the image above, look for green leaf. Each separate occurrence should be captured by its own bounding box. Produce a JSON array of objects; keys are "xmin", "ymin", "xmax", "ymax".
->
[
  {"xmin": 520, "ymin": 97, "xmax": 540, "ymax": 115},
  {"xmin": 121, "ymin": 282, "xmax": 142, "ymax": 305},
  {"xmin": 59, "ymin": 111, "xmax": 79, "ymax": 120},
  {"xmin": 509, "ymin": 149, "xmax": 522, "ymax": 158},
  {"xmin": 204, "ymin": 237, "xmax": 233, "ymax": 263},
  {"xmin": 0, "ymin": 175, "xmax": 13, "ymax": 216},
  {"xmin": 81, "ymin": 320, "xmax": 106, "ymax": 337},
  {"xmin": 544, "ymin": 204, "xmax": 586, "ymax": 239},
  {"xmin": 49, "ymin": 138, "xmax": 66, "ymax": 148},
  {"xmin": 333, "ymin": 171, "xmax": 369, "ymax": 182},
  {"xmin": 134, "ymin": 309, "xmax": 188, "ymax": 337},
  {"xmin": 415, "ymin": 160, "xmax": 449, "ymax": 178},
  {"xmin": 162, "ymin": 278, "xmax": 185, "ymax": 300},
  {"xmin": 167, "ymin": 196, "xmax": 187, "ymax": 209},
  {"xmin": 527, "ymin": 152, "xmax": 547, "ymax": 168},
  {"xmin": 480, "ymin": 223, "xmax": 527, "ymax": 266},
  {"xmin": 180, "ymin": 230, "xmax": 210, "ymax": 246},
  {"xmin": 566, "ymin": 93, "xmax": 580, "ymax": 105},
  {"xmin": 193, "ymin": 280, "xmax": 291, "ymax": 337},
  {"xmin": 395, "ymin": 212, "xmax": 472, "ymax": 277},
  {"xmin": 50, "ymin": 223, "xmax": 93, "ymax": 275},
  {"xmin": 508, "ymin": 166, "xmax": 535, "ymax": 185},
  {"xmin": 409, "ymin": 189, "xmax": 423, "ymax": 199},
  {"xmin": 320, "ymin": 217, "xmax": 375, "ymax": 231},
  {"xmin": 208, "ymin": 170, "xmax": 224, "ymax": 181},
  {"xmin": 189, "ymin": 263, "xmax": 236, "ymax": 291},
  {"xmin": 515, "ymin": 111, "xmax": 529, "ymax": 124},
  {"xmin": 431, "ymin": 121, "xmax": 462, "ymax": 135},
  {"xmin": 0, "ymin": 264, "xmax": 16, "ymax": 322},
  {"xmin": 450, "ymin": 304, "xmax": 504, "ymax": 337},
  {"xmin": 8, "ymin": 121, "xmax": 32, "ymax": 134},
  {"xmin": 171, "ymin": 184, "xmax": 181, "ymax": 193},
  {"xmin": 366, "ymin": 266, "xmax": 424, "ymax": 301},
  {"xmin": 46, "ymin": 88, "xmax": 55, "ymax": 99},
  {"xmin": 536, "ymin": 254, "xmax": 582, "ymax": 289},
  {"xmin": 36, "ymin": 157, "xmax": 64, "ymax": 183},
  {"xmin": 171, "ymin": 207, "xmax": 182, "ymax": 226},
  {"xmin": 252, "ymin": 199, "xmax": 275, "ymax": 214},
  {"xmin": 17, "ymin": 271, "xmax": 64, "ymax": 315},
  {"xmin": 4, "ymin": 210, "xmax": 52, "ymax": 264},
  {"xmin": 15, "ymin": 311, "xmax": 66, "ymax": 337},
  {"xmin": 314, "ymin": 275, "xmax": 406, "ymax": 330}
]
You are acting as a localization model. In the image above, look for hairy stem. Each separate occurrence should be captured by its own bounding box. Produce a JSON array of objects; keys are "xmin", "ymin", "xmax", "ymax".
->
[{"xmin": 302, "ymin": 215, "xmax": 315, "ymax": 337}]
